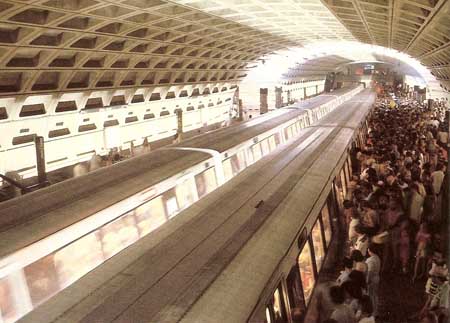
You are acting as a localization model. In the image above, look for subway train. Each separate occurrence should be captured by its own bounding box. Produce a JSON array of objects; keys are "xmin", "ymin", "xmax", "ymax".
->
[{"xmin": 0, "ymin": 85, "xmax": 363, "ymax": 323}]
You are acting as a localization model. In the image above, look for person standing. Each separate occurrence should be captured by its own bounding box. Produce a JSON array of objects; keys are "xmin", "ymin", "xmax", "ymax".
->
[
  {"xmin": 365, "ymin": 243, "xmax": 381, "ymax": 317},
  {"xmin": 329, "ymin": 285, "xmax": 356, "ymax": 323}
]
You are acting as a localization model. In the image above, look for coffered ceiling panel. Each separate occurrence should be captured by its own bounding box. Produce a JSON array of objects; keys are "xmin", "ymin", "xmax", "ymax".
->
[
  {"xmin": 0, "ymin": 0, "xmax": 448, "ymax": 96},
  {"xmin": 0, "ymin": 0, "xmax": 299, "ymax": 96}
]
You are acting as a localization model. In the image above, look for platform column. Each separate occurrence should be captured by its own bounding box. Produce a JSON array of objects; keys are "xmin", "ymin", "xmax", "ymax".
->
[
  {"xmin": 260, "ymin": 88, "xmax": 268, "ymax": 114},
  {"xmin": 34, "ymin": 135, "xmax": 48, "ymax": 186},
  {"xmin": 275, "ymin": 86, "xmax": 282, "ymax": 108},
  {"xmin": 238, "ymin": 99, "xmax": 244, "ymax": 121},
  {"xmin": 175, "ymin": 109, "xmax": 183, "ymax": 142}
]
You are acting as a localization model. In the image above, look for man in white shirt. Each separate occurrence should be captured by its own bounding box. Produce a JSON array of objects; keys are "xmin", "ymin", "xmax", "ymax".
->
[
  {"xmin": 329, "ymin": 285, "xmax": 356, "ymax": 323},
  {"xmin": 354, "ymin": 226, "xmax": 369, "ymax": 257},
  {"xmin": 437, "ymin": 129, "xmax": 448, "ymax": 148},
  {"xmin": 366, "ymin": 243, "xmax": 381, "ymax": 317},
  {"xmin": 431, "ymin": 163, "xmax": 445, "ymax": 195}
]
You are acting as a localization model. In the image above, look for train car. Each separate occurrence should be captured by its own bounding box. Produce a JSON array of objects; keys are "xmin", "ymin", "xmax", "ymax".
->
[
  {"xmin": 0, "ymin": 86, "xmax": 364, "ymax": 323},
  {"xmin": 180, "ymin": 91, "xmax": 375, "ymax": 323},
  {"xmin": 8, "ymin": 89, "xmax": 375, "ymax": 323}
]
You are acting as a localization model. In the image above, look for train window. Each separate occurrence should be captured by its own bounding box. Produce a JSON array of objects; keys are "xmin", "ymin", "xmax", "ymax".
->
[
  {"xmin": 266, "ymin": 307, "xmax": 272, "ymax": 323},
  {"xmin": 162, "ymin": 188, "xmax": 179, "ymax": 219},
  {"xmin": 343, "ymin": 163, "xmax": 350, "ymax": 193},
  {"xmin": 78, "ymin": 123, "xmax": 97, "ymax": 132},
  {"xmin": 217, "ymin": 99, "xmax": 222, "ymax": 105},
  {"xmin": 339, "ymin": 169, "xmax": 347, "ymax": 199},
  {"xmin": 99, "ymin": 210, "xmax": 139, "ymax": 259},
  {"xmin": 266, "ymin": 284, "xmax": 287, "ymax": 323},
  {"xmin": 186, "ymin": 106, "xmax": 195, "ymax": 111},
  {"xmin": 251, "ymin": 143, "xmax": 262, "ymax": 162},
  {"xmin": 332, "ymin": 180, "xmax": 343, "ymax": 211},
  {"xmin": 24, "ymin": 253, "xmax": 60, "ymax": 307},
  {"xmin": 54, "ymin": 231, "xmax": 103, "ymax": 289},
  {"xmin": 208, "ymin": 102, "xmax": 214, "ymax": 107},
  {"xmin": 286, "ymin": 267, "xmax": 306, "ymax": 323},
  {"xmin": 12, "ymin": 134, "xmax": 36, "ymax": 145},
  {"xmin": 347, "ymin": 155, "xmax": 352, "ymax": 178},
  {"xmin": 175, "ymin": 178, "xmax": 197, "ymax": 210},
  {"xmin": 0, "ymin": 276, "xmax": 22, "ymax": 323},
  {"xmin": 125, "ymin": 116, "xmax": 139, "ymax": 123},
  {"xmin": 198, "ymin": 104, "xmax": 205, "ymax": 109},
  {"xmin": 222, "ymin": 158, "xmax": 234, "ymax": 182},
  {"xmin": 0, "ymin": 107, "xmax": 8, "ymax": 119},
  {"xmin": 134, "ymin": 196, "xmax": 167, "ymax": 236},
  {"xmin": 48, "ymin": 128, "xmax": 70, "ymax": 138},
  {"xmin": 285, "ymin": 127, "xmax": 293, "ymax": 140},
  {"xmin": 160, "ymin": 110, "xmax": 170, "ymax": 117},
  {"xmin": 235, "ymin": 150, "xmax": 246, "ymax": 172},
  {"xmin": 311, "ymin": 218, "xmax": 326, "ymax": 272},
  {"xmin": 274, "ymin": 133, "xmax": 281, "ymax": 146},
  {"xmin": 298, "ymin": 241, "xmax": 315, "ymax": 304},
  {"xmin": 166, "ymin": 197, "xmax": 178, "ymax": 218},
  {"xmin": 195, "ymin": 167, "xmax": 217, "ymax": 198},
  {"xmin": 268, "ymin": 136, "xmax": 276, "ymax": 151},
  {"xmin": 261, "ymin": 139, "xmax": 270, "ymax": 156},
  {"xmin": 321, "ymin": 204, "xmax": 332, "ymax": 247},
  {"xmin": 144, "ymin": 113, "xmax": 155, "ymax": 119}
]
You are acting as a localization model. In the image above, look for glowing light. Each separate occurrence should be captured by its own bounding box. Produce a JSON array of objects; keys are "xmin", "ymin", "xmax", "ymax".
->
[{"xmin": 243, "ymin": 41, "xmax": 441, "ymax": 94}]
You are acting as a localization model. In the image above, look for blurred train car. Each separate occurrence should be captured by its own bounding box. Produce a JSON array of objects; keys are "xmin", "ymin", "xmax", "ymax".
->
[{"xmin": 0, "ymin": 85, "xmax": 363, "ymax": 323}]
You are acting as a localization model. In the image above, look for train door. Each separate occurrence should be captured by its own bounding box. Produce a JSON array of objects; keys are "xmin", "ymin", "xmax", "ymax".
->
[
  {"xmin": 265, "ymin": 283, "xmax": 288, "ymax": 323},
  {"xmin": 286, "ymin": 267, "xmax": 307, "ymax": 323},
  {"xmin": 346, "ymin": 154, "xmax": 353, "ymax": 179},
  {"xmin": 327, "ymin": 187, "xmax": 340, "ymax": 236},
  {"xmin": 0, "ymin": 272, "xmax": 32, "ymax": 323},
  {"xmin": 311, "ymin": 218, "xmax": 326, "ymax": 272},
  {"xmin": 343, "ymin": 162, "xmax": 350, "ymax": 198},
  {"xmin": 297, "ymin": 239, "xmax": 316, "ymax": 305},
  {"xmin": 321, "ymin": 203, "xmax": 332, "ymax": 249},
  {"xmin": 332, "ymin": 178, "xmax": 343, "ymax": 212},
  {"xmin": 194, "ymin": 167, "xmax": 218, "ymax": 198},
  {"xmin": 339, "ymin": 168, "xmax": 347, "ymax": 200}
]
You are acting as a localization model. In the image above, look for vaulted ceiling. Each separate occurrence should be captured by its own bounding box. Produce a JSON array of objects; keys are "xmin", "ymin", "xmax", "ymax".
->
[
  {"xmin": 0, "ymin": 0, "xmax": 448, "ymax": 97},
  {"xmin": 322, "ymin": 0, "xmax": 450, "ymax": 90}
]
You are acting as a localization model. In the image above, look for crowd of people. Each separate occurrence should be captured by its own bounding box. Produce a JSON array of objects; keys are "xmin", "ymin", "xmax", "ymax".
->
[{"xmin": 315, "ymin": 89, "xmax": 449, "ymax": 323}]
